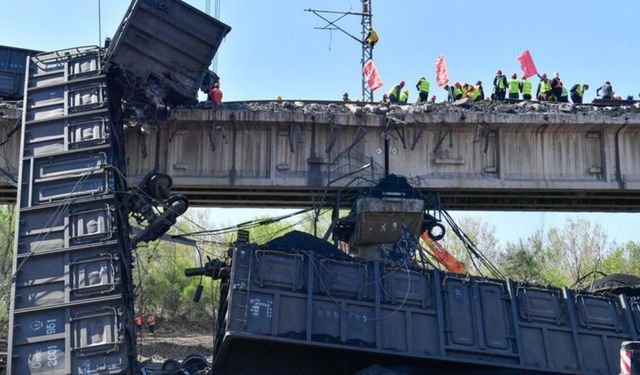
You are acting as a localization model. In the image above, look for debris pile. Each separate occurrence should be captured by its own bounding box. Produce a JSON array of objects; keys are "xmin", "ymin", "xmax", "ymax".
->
[{"xmin": 204, "ymin": 99, "xmax": 640, "ymax": 118}]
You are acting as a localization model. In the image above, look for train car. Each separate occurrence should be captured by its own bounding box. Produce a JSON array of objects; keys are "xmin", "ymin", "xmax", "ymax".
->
[{"xmin": 0, "ymin": 45, "xmax": 41, "ymax": 100}]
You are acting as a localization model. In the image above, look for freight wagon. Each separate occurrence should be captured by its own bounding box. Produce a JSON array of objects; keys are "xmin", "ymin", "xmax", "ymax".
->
[{"xmin": 0, "ymin": 45, "xmax": 41, "ymax": 100}]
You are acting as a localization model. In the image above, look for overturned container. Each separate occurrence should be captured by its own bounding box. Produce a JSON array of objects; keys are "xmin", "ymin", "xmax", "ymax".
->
[{"xmin": 105, "ymin": 0, "xmax": 231, "ymax": 106}]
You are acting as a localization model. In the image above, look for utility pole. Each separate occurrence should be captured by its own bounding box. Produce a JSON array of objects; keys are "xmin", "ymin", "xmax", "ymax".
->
[
  {"xmin": 305, "ymin": 0, "xmax": 374, "ymax": 102},
  {"xmin": 98, "ymin": 0, "xmax": 102, "ymax": 46}
]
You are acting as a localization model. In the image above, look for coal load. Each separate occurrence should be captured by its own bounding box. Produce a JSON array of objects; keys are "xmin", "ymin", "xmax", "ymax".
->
[{"xmin": 263, "ymin": 230, "xmax": 351, "ymax": 260}]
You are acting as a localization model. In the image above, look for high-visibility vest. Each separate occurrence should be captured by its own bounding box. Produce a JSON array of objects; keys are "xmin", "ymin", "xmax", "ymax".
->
[
  {"xmin": 576, "ymin": 85, "xmax": 585, "ymax": 97},
  {"xmin": 496, "ymin": 76, "xmax": 506, "ymax": 89},
  {"xmin": 521, "ymin": 80, "xmax": 532, "ymax": 95},
  {"xmin": 389, "ymin": 85, "xmax": 401, "ymax": 99},
  {"xmin": 453, "ymin": 87, "xmax": 462, "ymax": 97},
  {"xmin": 468, "ymin": 88, "xmax": 480, "ymax": 101},
  {"xmin": 368, "ymin": 31, "xmax": 379, "ymax": 44},
  {"xmin": 561, "ymin": 87, "xmax": 568, "ymax": 97},
  {"xmin": 540, "ymin": 80, "xmax": 551, "ymax": 93},
  {"xmin": 418, "ymin": 79, "xmax": 430, "ymax": 93},
  {"xmin": 399, "ymin": 91, "xmax": 409, "ymax": 103},
  {"xmin": 508, "ymin": 79, "xmax": 519, "ymax": 94}
]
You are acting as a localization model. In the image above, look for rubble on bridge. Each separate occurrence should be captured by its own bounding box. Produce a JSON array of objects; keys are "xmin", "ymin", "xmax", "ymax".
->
[{"xmin": 201, "ymin": 98, "xmax": 640, "ymax": 119}]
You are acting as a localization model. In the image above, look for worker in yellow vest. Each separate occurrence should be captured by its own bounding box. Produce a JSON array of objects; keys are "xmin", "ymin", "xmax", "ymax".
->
[
  {"xmin": 399, "ymin": 89, "xmax": 409, "ymax": 104},
  {"xmin": 520, "ymin": 77, "xmax": 533, "ymax": 100},
  {"xmin": 416, "ymin": 77, "xmax": 431, "ymax": 102},
  {"xmin": 452, "ymin": 82, "xmax": 463, "ymax": 100},
  {"xmin": 365, "ymin": 27, "xmax": 379, "ymax": 48},
  {"xmin": 508, "ymin": 73, "xmax": 520, "ymax": 100},
  {"xmin": 536, "ymin": 73, "xmax": 553, "ymax": 101},
  {"xmin": 493, "ymin": 70, "xmax": 507, "ymax": 100},
  {"xmin": 388, "ymin": 81, "xmax": 405, "ymax": 103},
  {"xmin": 466, "ymin": 85, "xmax": 481, "ymax": 102}
]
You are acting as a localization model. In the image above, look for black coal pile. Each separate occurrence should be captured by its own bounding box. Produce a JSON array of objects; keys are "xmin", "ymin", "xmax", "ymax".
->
[{"xmin": 263, "ymin": 230, "xmax": 351, "ymax": 260}]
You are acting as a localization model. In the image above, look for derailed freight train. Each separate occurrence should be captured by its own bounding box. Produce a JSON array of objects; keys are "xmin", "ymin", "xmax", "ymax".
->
[{"xmin": 188, "ymin": 175, "xmax": 640, "ymax": 375}]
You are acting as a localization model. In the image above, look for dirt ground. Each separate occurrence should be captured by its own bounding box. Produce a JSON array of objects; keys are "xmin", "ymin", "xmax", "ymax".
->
[{"xmin": 136, "ymin": 319, "xmax": 214, "ymax": 363}]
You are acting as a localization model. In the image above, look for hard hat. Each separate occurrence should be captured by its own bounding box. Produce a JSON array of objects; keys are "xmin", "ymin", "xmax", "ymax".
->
[
  {"xmin": 496, "ymin": 70, "xmax": 502, "ymax": 75},
  {"xmin": 400, "ymin": 80, "xmax": 405, "ymax": 86},
  {"xmin": 512, "ymin": 73, "xmax": 517, "ymax": 78}
]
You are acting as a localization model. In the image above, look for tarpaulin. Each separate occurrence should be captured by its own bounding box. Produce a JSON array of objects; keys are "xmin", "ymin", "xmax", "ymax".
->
[
  {"xmin": 517, "ymin": 50, "xmax": 538, "ymax": 79},
  {"xmin": 363, "ymin": 60, "xmax": 383, "ymax": 91},
  {"xmin": 435, "ymin": 55, "xmax": 449, "ymax": 87}
]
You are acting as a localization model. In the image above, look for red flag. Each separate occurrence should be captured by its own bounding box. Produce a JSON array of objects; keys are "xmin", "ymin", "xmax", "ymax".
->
[
  {"xmin": 363, "ymin": 60, "xmax": 383, "ymax": 92},
  {"xmin": 435, "ymin": 55, "xmax": 449, "ymax": 87},
  {"xmin": 517, "ymin": 50, "xmax": 538, "ymax": 79}
]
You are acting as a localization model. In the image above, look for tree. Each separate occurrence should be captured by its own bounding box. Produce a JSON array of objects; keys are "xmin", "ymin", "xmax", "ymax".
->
[
  {"xmin": 500, "ymin": 231, "xmax": 545, "ymax": 282},
  {"xmin": 0, "ymin": 205, "xmax": 15, "ymax": 338},
  {"xmin": 440, "ymin": 216, "xmax": 500, "ymax": 275},
  {"xmin": 601, "ymin": 241, "xmax": 640, "ymax": 275},
  {"xmin": 546, "ymin": 217, "xmax": 610, "ymax": 288}
]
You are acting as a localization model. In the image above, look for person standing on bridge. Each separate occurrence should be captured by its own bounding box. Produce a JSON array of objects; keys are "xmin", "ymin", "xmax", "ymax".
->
[
  {"xmin": 209, "ymin": 82, "xmax": 223, "ymax": 105},
  {"xmin": 493, "ymin": 70, "xmax": 507, "ymax": 100},
  {"xmin": 551, "ymin": 72, "xmax": 564, "ymax": 101},
  {"xmin": 537, "ymin": 73, "xmax": 553, "ymax": 101},
  {"xmin": 508, "ymin": 73, "xmax": 520, "ymax": 100},
  {"xmin": 416, "ymin": 77, "xmax": 431, "ymax": 103},
  {"xmin": 520, "ymin": 76, "xmax": 533, "ymax": 100},
  {"xmin": 388, "ymin": 81, "xmax": 405, "ymax": 104}
]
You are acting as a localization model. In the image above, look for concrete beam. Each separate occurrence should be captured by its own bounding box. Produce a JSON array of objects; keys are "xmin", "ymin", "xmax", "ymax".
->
[{"xmin": 2, "ymin": 101, "xmax": 640, "ymax": 210}]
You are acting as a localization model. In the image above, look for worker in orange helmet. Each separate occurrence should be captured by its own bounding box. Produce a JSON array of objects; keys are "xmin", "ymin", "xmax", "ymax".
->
[
  {"xmin": 134, "ymin": 313, "xmax": 143, "ymax": 333},
  {"xmin": 147, "ymin": 313, "xmax": 157, "ymax": 334},
  {"xmin": 209, "ymin": 82, "xmax": 223, "ymax": 104}
]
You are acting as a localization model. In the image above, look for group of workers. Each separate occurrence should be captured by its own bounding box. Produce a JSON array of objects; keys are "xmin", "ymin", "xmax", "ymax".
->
[
  {"xmin": 368, "ymin": 72, "xmax": 618, "ymax": 106},
  {"xmin": 134, "ymin": 312, "xmax": 157, "ymax": 334}
]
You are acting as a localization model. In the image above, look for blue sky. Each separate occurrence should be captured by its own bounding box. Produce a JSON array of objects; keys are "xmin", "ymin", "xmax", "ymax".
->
[{"xmin": 2, "ymin": 0, "xmax": 639, "ymax": 246}]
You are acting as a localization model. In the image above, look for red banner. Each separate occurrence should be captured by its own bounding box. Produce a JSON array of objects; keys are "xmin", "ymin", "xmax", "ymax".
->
[
  {"xmin": 363, "ymin": 60, "xmax": 383, "ymax": 91},
  {"xmin": 435, "ymin": 55, "xmax": 449, "ymax": 87},
  {"xmin": 517, "ymin": 50, "xmax": 538, "ymax": 79}
]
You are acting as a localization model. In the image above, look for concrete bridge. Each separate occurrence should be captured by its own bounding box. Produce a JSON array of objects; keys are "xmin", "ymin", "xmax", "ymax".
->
[{"xmin": 2, "ymin": 100, "xmax": 640, "ymax": 211}]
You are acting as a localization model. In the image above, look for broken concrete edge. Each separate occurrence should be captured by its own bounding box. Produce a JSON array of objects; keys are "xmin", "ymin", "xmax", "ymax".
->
[
  {"xmin": 171, "ymin": 100, "xmax": 640, "ymax": 127},
  {"xmin": 3, "ymin": 100, "xmax": 640, "ymax": 127},
  {"xmin": 0, "ymin": 102, "xmax": 22, "ymax": 120}
]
